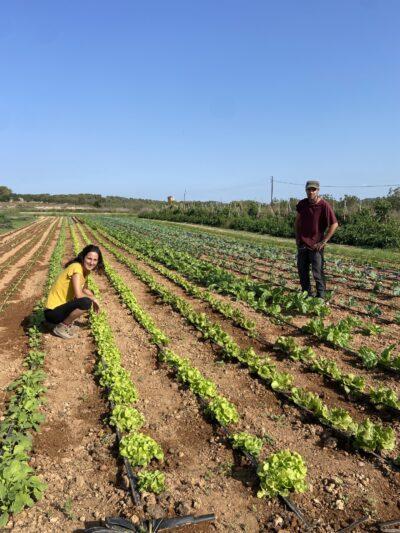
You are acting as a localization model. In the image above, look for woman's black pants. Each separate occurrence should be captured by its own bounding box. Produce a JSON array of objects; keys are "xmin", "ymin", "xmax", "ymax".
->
[{"xmin": 44, "ymin": 297, "xmax": 92, "ymax": 325}]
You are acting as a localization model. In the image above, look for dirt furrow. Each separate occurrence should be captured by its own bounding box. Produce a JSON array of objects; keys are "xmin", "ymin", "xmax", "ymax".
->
[
  {"xmin": 0, "ymin": 219, "xmax": 57, "ymax": 296},
  {"xmin": 0, "ymin": 221, "xmax": 60, "ymax": 409},
  {"xmin": 0, "ymin": 221, "xmax": 48, "ymax": 264},
  {"xmin": 90, "ymin": 235, "xmax": 400, "ymax": 530},
  {"xmin": 85, "ymin": 227, "xmax": 400, "ymax": 420},
  {"xmin": 0, "ymin": 217, "xmax": 43, "ymax": 246}
]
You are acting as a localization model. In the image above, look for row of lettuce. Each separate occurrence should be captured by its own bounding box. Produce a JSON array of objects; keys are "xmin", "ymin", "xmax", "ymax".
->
[
  {"xmin": 91, "ymin": 223, "xmax": 400, "ymax": 411},
  {"xmin": 81, "ymin": 219, "xmax": 398, "ymax": 460},
  {"xmin": 75, "ymin": 222, "xmax": 309, "ymax": 500}
]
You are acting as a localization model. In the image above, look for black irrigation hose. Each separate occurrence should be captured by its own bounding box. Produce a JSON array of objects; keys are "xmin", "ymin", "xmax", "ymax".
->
[
  {"xmin": 83, "ymin": 513, "xmax": 216, "ymax": 532},
  {"xmin": 376, "ymin": 517, "xmax": 400, "ymax": 532},
  {"xmin": 335, "ymin": 515, "xmax": 370, "ymax": 533},
  {"xmin": 156, "ymin": 344, "xmax": 311, "ymax": 530},
  {"xmin": 114, "ymin": 423, "xmax": 141, "ymax": 506},
  {"xmin": 99, "ymin": 357, "xmax": 141, "ymax": 506}
]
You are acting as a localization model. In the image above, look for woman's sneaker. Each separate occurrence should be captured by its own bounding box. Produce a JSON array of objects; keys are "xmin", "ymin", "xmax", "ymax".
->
[{"xmin": 53, "ymin": 323, "xmax": 75, "ymax": 339}]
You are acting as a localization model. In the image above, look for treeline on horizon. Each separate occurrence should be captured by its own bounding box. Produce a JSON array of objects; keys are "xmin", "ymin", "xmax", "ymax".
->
[
  {"xmin": 140, "ymin": 189, "xmax": 400, "ymax": 249},
  {"xmin": 2, "ymin": 185, "xmax": 400, "ymax": 248},
  {"xmin": 0, "ymin": 186, "xmax": 163, "ymax": 210}
]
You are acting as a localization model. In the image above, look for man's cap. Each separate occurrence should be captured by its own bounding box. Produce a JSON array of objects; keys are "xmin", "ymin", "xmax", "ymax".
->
[{"xmin": 305, "ymin": 180, "xmax": 320, "ymax": 189}]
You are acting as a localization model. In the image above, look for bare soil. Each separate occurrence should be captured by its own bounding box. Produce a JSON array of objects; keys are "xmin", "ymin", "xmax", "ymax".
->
[
  {"xmin": 1, "ymin": 220, "xmax": 399, "ymax": 532},
  {"xmin": 83, "ymin": 224, "xmax": 400, "ymax": 532}
]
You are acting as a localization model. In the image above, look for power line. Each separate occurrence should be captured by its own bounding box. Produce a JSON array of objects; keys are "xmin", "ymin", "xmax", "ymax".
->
[{"xmin": 275, "ymin": 179, "xmax": 400, "ymax": 188}]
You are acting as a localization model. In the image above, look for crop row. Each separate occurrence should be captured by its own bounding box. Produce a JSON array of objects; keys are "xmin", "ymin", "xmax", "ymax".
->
[
  {"xmin": 302, "ymin": 317, "xmax": 400, "ymax": 374},
  {"xmin": 208, "ymin": 253, "xmax": 398, "ymax": 323},
  {"xmin": 275, "ymin": 336, "xmax": 400, "ymax": 413},
  {"xmin": 83, "ymin": 222, "xmax": 397, "ymax": 458},
  {"xmin": 86, "ymin": 219, "xmax": 398, "ymax": 390},
  {"xmin": 0, "ymin": 221, "xmax": 66, "ymax": 527},
  {"xmin": 87, "ymin": 224, "xmax": 400, "ymax": 424},
  {"xmin": 89, "ymin": 224, "xmax": 257, "ymax": 334},
  {"xmin": 104, "ymin": 216, "xmax": 399, "ymax": 288},
  {"xmin": 84, "ymin": 217, "xmax": 329, "ymax": 319},
  {"xmin": 76, "ymin": 223, "xmax": 309, "ymax": 501},
  {"xmin": 70, "ymin": 224, "xmax": 166, "ymax": 496}
]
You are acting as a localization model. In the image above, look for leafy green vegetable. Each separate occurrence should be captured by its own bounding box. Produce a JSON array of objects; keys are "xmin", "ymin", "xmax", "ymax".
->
[
  {"xmin": 137, "ymin": 470, "xmax": 166, "ymax": 494},
  {"xmin": 120, "ymin": 433, "xmax": 164, "ymax": 467},
  {"xmin": 257, "ymin": 450, "xmax": 307, "ymax": 498},
  {"xmin": 231, "ymin": 432, "xmax": 264, "ymax": 458}
]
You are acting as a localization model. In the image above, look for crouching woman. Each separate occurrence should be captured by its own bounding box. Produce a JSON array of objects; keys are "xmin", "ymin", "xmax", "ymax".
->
[{"xmin": 44, "ymin": 244, "xmax": 104, "ymax": 339}]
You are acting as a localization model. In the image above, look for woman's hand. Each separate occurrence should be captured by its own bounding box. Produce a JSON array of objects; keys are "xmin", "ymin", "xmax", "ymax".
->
[
  {"xmin": 83, "ymin": 287, "xmax": 94, "ymax": 297},
  {"xmin": 92, "ymin": 298, "xmax": 100, "ymax": 313}
]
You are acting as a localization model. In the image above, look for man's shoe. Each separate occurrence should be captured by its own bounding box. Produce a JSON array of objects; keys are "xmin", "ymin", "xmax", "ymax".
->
[{"xmin": 53, "ymin": 323, "xmax": 75, "ymax": 339}]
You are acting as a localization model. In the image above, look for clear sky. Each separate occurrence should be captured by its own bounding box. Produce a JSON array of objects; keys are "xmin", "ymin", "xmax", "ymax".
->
[{"xmin": 0, "ymin": 0, "xmax": 399, "ymax": 201}]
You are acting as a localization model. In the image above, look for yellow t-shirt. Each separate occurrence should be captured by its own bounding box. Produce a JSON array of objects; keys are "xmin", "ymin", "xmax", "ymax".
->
[{"xmin": 46, "ymin": 262, "xmax": 87, "ymax": 309}]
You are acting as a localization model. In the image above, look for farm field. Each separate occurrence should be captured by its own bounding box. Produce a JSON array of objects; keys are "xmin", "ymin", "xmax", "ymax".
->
[{"xmin": 1, "ymin": 215, "xmax": 400, "ymax": 532}]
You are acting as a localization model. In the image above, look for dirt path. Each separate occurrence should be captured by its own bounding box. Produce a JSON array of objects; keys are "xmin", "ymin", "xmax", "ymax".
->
[{"xmin": 85, "ymin": 227, "xmax": 400, "ymax": 531}]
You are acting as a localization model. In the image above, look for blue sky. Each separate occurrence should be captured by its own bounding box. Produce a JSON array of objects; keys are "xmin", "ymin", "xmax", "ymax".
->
[{"xmin": 0, "ymin": 0, "xmax": 399, "ymax": 201}]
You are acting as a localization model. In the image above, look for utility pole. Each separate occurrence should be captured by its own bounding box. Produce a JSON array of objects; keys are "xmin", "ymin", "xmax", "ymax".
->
[
  {"xmin": 183, "ymin": 189, "xmax": 186, "ymax": 210},
  {"xmin": 270, "ymin": 176, "xmax": 274, "ymax": 205}
]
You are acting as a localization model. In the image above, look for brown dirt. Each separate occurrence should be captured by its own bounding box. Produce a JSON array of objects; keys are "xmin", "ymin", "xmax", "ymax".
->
[
  {"xmin": 2, "ymin": 219, "xmax": 399, "ymax": 532},
  {"xmin": 0, "ymin": 218, "xmax": 43, "ymax": 245},
  {"xmin": 83, "ymin": 224, "xmax": 400, "ymax": 532},
  {"xmin": 7, "ymin": 233, "xmax": 128, "ymax": 532},
  {"xmin": 0, "ymin": 220, "xmax": 60, "ymax": 402}
]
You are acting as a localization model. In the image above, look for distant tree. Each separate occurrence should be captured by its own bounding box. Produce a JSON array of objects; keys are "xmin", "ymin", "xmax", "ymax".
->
[
  {"xmin": 374, "ymin": 198, "xmax": 391, "ymax": 222},
  {"xmin": 0, "ymin": 185, "xmax": 12, "ymax": 201}
]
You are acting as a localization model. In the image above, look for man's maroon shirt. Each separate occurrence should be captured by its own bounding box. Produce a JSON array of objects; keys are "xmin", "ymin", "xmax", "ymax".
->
[{"xmin": 296, "ymin": 198, "xmax": 337, "ymax": 249}]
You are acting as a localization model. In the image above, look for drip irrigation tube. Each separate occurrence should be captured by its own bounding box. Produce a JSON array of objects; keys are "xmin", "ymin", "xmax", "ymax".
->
[
  {"xmin": 335, "ymin": 515, "xmax": 370, "ymax": 532},
  {"xmin": 83, "ymin": 513, "xmax": 216, "ymax": 532},
  {"xmin": 377, "ymin": 517, "xmax": 400, "ymax": 532}
]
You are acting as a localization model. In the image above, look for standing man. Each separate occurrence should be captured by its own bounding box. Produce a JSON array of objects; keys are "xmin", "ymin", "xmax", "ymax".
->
[{"xmin": 295, "ymin": 180, "xmax": 338, "ymax": 299}]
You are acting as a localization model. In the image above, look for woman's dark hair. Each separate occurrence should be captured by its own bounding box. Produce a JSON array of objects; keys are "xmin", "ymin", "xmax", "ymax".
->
[{"xmin": 65, "ymin": 244, "xmax": 105, "ymax": 274}]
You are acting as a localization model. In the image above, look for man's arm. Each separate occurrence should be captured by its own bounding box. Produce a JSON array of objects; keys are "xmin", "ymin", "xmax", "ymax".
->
[
  {"xmin": 314, "ymin": 222, "xmax": 339, "ymax": 251},
  {"xmin": 295, "ymin": 213, "xmax": 302, "ymax": 246}
]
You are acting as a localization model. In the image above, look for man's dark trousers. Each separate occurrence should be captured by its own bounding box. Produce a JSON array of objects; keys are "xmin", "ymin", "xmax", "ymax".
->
[{"xmin": 297, "ymin": 246, "xmax": 325, "ymax": 298}]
